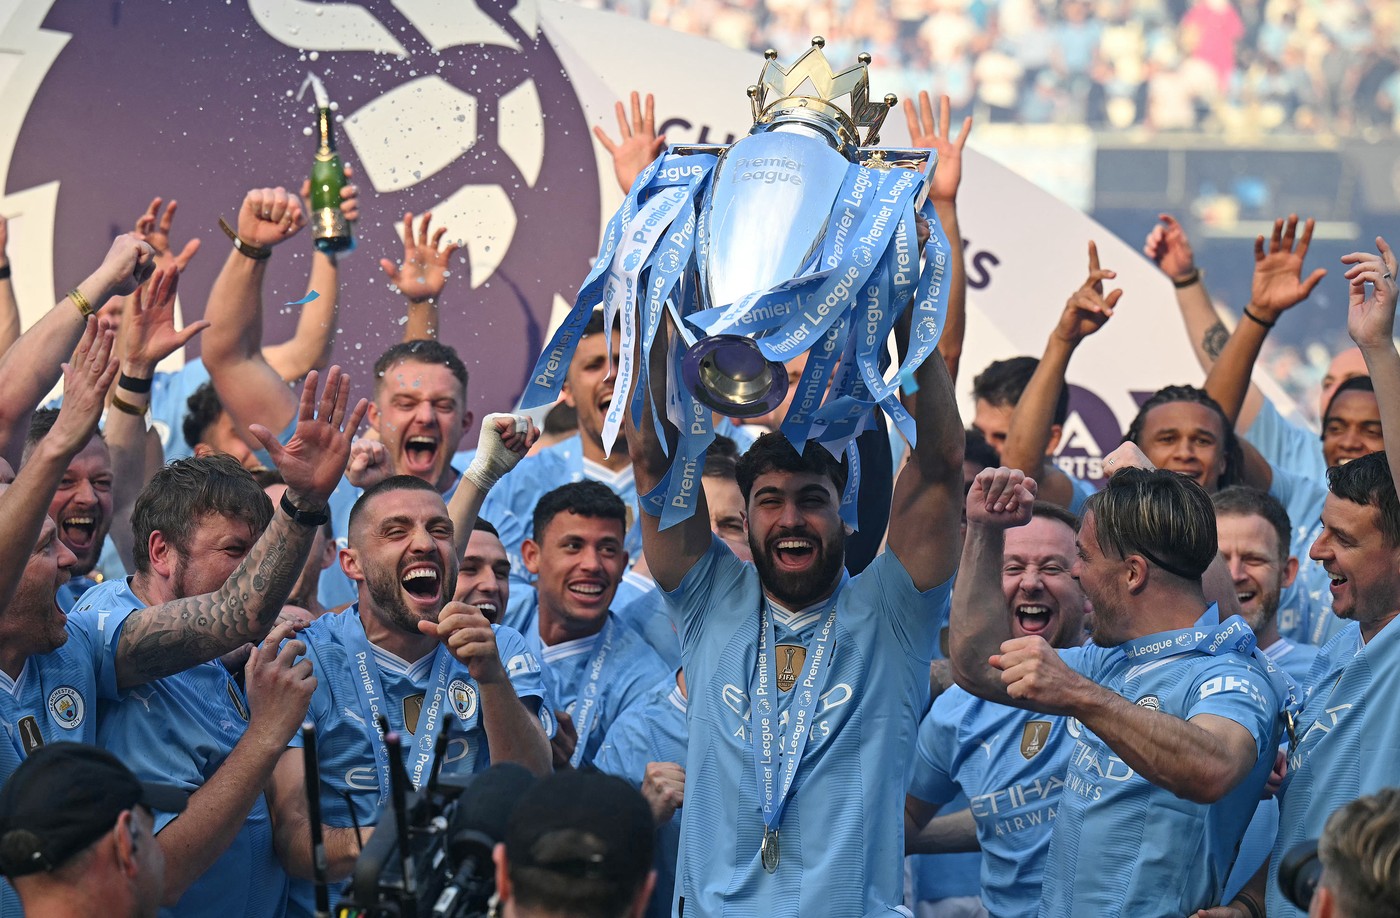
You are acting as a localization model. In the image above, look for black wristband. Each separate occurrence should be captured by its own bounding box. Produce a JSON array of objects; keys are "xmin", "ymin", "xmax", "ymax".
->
[
  {"xmin": 1242, "ymin": 306, "xmax": 1276, "ymax": 329},
  {"xmin": 0, "ymin": 264, "xmax": 10, "ymax": 281},
  {"xmin": 280, "ymin": 491, "xmax": 330, "ymax": 527},
  {"xmin": 1172, "ymin": 267, "xmax": 1202, "ymax": 288},
  {"xmin": 118, "ymin": 373, "xmax": 153, "ymax": 394},
  {"xmin": 1233, "ymin": 893, "xmax": 1264, "ymax": 918}
]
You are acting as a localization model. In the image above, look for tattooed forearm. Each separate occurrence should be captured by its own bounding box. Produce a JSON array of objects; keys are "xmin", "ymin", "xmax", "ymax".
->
[
  {"xmin": 1203, "ymin": 321, "xmax": 1229, "ymax": 360},
  {"xmin": 115, "ymin": 512, "xmax": 314, "ymax": 689}
]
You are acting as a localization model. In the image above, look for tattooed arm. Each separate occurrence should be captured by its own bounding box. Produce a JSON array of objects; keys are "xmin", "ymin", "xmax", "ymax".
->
[{"xmin": 114, "ymin": 367, "xmax": 367, "ymax": 690}]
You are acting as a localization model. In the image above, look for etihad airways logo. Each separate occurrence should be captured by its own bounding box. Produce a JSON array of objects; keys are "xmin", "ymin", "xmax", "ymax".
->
[{"xmin": 718, "ymin": 681, "xmax": 854, "ymax": 742}]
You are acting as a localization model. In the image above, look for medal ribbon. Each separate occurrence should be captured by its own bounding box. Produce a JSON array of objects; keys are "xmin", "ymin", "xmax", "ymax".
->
[
  {"xmin": 749, "ymin": 593, "xmax": 841, "ymax": 838},
  {"xmin": 568, "ymin": 618, "xmax": 618, "ymax": 769},
  {"xmin": 343, "ymin": 615, "xmax": 455, "ymax": 806}
]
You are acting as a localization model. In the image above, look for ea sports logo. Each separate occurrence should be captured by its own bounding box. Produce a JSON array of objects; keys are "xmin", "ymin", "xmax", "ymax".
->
[{"xmin": 9, "ymin": 0, "xmax": 600, "ymax": 424}]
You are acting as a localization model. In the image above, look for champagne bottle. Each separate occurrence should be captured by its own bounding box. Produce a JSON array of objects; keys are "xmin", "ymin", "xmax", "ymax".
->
[{"xmin": 310, "ymin": 103, "xmax": 354, "ymax": 254}]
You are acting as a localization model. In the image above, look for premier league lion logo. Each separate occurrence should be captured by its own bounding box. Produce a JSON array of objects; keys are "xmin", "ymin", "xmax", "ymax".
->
[{"xmin": 8, "ymin": 0, "xmax": 600, "ymax": 426}]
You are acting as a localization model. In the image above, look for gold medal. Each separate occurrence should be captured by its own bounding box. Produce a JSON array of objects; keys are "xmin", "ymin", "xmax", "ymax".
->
[{"xmin": 761, "ymin": 828, "xmax": 780, "ymax": 873}]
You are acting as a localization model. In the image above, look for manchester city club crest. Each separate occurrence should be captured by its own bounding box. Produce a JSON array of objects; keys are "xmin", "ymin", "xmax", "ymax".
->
[
  {"xmin": 449, "ymin": 679, "xmax": 478, "ymax": 721},
  {"xmin": 1020, "ymin": 720, "xmax": 1052, "ymax": 759},
  {"xmin": 775, "ymin": 645, "xmax": 806, "ymax": 692},
  {"xmin": 46, "ymin": 686, "xmax": 85, "ymax": 730},
  {"xmin": 1135, "ymin": 694, "xmax": 1162, "ymax": 711},
  {"xmin": 404, "ymin": 693, "xmax": 426, "ymax": 734}
]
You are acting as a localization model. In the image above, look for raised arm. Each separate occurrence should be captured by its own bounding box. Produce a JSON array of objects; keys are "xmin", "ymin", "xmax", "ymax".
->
[
  {"xmin": 379, "ymin": 212, "xmax": 459, "ymax": 342},
  {"xmin": 154, "ymin": 624, "xmax": 314, "ymax": 904},
  {"xmin": 0, "ymin": 320, "xmax": 119, "ymax": 611},
  {"xmin": 948, "ymin": 466, "xmax": 1036, "ymax": 701},
  {"xmin": 0, "ymin": 216, "xmax": 20, "ymax": 356},
  {"xmin": 1343, "ymin": 236, "xmax": 1400, "ymax": 485},
  {"xmin": 1203, "ymin": 215, "xmax": 1326, "ymax": 426},
  {"xmin": 201, "ymin": 187, "xmax": 311, "ymax": 440},
  {"xmin": 446, "ymin": 412, "xmax": 536, "ymax": 558},
  {"xmin": 627, "ymin": 319, "xmax": 712, "ymax": 592},
  {"xmin": 261, "ymin": 171, "xmax": 356, "ymax": 380},
  {"xmin": 904, "ymin": 92, "xmax": 971, "ymax": 382},
  {"xmin": 593, "ymin": 91, "xmax": 666, "ymax": 195},
  {"xmin": 0, "ymin": 234, "xmax": 155, "ymax": 465},
  {"xmin": 106, "ymin": 269, "xmax": 209, "ymax": 570},
  {"xmin": 114, "ymin": 368, "xmax": 367, "ymax": 689},
  {"xmin": 1003, "ymin": 241, "xmax": 1121, "ymax": 509}
]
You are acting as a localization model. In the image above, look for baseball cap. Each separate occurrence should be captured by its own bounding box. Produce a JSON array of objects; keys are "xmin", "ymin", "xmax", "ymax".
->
[
  {"xmin": 505, "ymin": 771, "xmax": 654, "ymax": 888},
  {"xmin": 0, "ymin": 743, "xmax": 188, "ymax": 877}
]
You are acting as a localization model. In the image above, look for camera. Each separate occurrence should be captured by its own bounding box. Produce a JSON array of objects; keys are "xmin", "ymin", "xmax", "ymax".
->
[{"xmin": 1278, "ymin": 839, "xmax": 1322, "ymax": 911}]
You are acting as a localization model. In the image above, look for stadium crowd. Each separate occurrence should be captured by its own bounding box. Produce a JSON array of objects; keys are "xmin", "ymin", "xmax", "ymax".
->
[
  {"xmin": 0, "ymin": 81, "xmax": 1397, "ymax": 918},
  {"xmin": 586, "ymin": 0, "xmax": 1400, "ymax": 134}
]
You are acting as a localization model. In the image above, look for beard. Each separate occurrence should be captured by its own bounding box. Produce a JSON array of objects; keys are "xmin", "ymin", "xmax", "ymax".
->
[
  {"xmin": 363, "ymin": 563, "xmax": 443, "ymax": 635},
  {"xmin": 750, "ymin": 527, "xmax": 847, "ymax": 609}
]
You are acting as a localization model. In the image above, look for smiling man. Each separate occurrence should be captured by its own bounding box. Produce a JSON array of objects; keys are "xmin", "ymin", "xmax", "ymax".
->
[
  {"xmin": 266, "ymin": 475, "xmax": 552, "ymax": 898},
  {"xmin": 907, "ymin": 501, "xmax": 1090, "ymax": 917},
  {"xmin": 519, "ymin": 481, "xmax": 668, "ymax": 771}
]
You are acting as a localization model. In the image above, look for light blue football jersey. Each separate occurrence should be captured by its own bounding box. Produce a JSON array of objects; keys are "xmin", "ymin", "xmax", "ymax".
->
[
  {"xmin": 1243, "ymin": 397, "xmax": 1326, "ymax": 485},
  {"xmin": 0, "ymin": 593, "xmax": 125, "ymax": 912},
  {"xmin": 526, "ymin": 613, "xmax": 669, "ymax": 769},
  {"xmin": 613, "ymin": 581, "xmax": 682, "ymax": 670},
  {"xmin": 1038, "ymin": 615, "xmax": 1289, "ymax": 917},
  {"xmin": 297, "ymin": 607, "xmax": 549, "ymax": 831},
  {"xmin": 910, "ymin": 685, "xmax": 1069, "ymax": 917},
  {"xmin": 477, "ymin": 434, "xmax": 642, "ymax": 594},
  {"xmin": 1262, "ymin": 636, "xmax": 1319, "ymax": 690},
  {"xmin": 663, "ymin": 536, "xmax": 947, "ymax": 917},
  {"xmin": 150, "ymin": 357, "xmax": 211, "ymax": 463},
  {"xmin": 1268, "ymin": 617, "xmax": 1400, "ymax": 918},
  {"xmin": 85, "ymin": 577, "xmax": 289, "ymax": 918},
  {"xmin": 1268, "ymin": 462, "xmax": 1342, "ymax": 647},
  {"xmin": 594, "ymin": 673, "xmax": 687, "ymax": 918}
]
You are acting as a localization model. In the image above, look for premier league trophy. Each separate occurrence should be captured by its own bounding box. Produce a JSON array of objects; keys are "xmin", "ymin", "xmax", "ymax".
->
[{"xmin": 521, "ymin": 38, "xmax": 951, "ymax": 528}]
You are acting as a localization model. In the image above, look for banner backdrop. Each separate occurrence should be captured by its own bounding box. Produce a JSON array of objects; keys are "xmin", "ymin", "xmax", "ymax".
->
[{"xmin": 0, "ymin": 0, "xmax": 1289, "ymax": 486}]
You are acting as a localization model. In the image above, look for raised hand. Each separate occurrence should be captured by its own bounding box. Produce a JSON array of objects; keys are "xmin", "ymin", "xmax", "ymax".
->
[
  {"xmin": 47, "ymin": 318, "xmax": 119, "ymax": 456},
  {"xmin": 1342, "ymin": 236, "xmax": 1398, "ymax": 350},
  {"xmin": 123, "ymin": 267, "xmax": 209, "ymax": 374},
  {"xmin": 1101, "ymin": 441, "xmax": 1157, "ymax": 477},
  {"xmin": 1143, "ymin": 214, "xmax": 1196, "ymax": 282},
  {"xmin": 236, "ymin": 187, "xmax": 308, "ymax": 249},
  {"xmin": 417, "ymin": 601, "xmax": 507, "ymax": 684},
  {"xmin": 1054, "ymin": 241, "xmax": 1122, "ymax": 345},
  {"xmin": 902, "ymin": 92, "xmax": 972, "ymax": 203},
  {"xmin": 965, "ymin": 467, "xmax": 1036, "ymax": 529},
  {"xmin": 593, "ymin": 91, "xmax": 667, "ymax": 195},
  {"xmin": 244, "ymin": 622, "xmax": 317, "ymax": 748},
  {"xmin": 378, "ymin": 212, "xmax": 459, "ymax": 302},
  {"xmin": 1248, "ymin": 214, "xmax": 1326, "ymax": 320},
  {"xmin": 641, "ymin": 761, "xmax": 686, "ymax": 825},
  {"xmin": 464, "ymin": 412, "xmax": 539, "ymax": 491},
  {"xmin": 345, "ymin": 437, "xmax": 391, "ymax": 489},
  {"xmin": 299, "ymin": 163, "xmax": 360, "ymax": 225},
  {"xmin": 990, "ymin": 635, "xmax": 1084, "ymax": 715},
  {"xmin": 94, "ymin": 234, "xmax": 159, "ymax": 297},
  {"xmin": 250, "ymin": 366, "xmax": 368, "ymax": 508},
  {"xmin": 134, "ymin": 197, "xmax": 201, "ymax": 273}
]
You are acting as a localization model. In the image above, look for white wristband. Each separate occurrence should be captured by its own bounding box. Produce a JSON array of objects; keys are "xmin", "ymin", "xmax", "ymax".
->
[{"xmin": 462, "ymin": 412, "xmax": 530, "ymax": 492}]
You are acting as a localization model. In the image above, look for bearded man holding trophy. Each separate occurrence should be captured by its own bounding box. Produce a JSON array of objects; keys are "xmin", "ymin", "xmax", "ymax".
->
[{"xmin": 521, "ymin": 40, "xmax": 970, "ymax": 916}]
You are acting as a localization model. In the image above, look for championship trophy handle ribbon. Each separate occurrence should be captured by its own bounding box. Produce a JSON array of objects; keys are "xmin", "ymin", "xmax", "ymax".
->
[{"xmin": 521, "ymin": 38, "xmax": 949, "ymax": 529}]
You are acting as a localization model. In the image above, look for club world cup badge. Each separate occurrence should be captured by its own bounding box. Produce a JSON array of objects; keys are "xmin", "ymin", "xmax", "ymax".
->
[
  {"xmin": 775, "ymin": 644, "xmax": 806, "ymax": 692},
  {"xmin": 450, "ymin": 680, "xmax": 478, "ymax": 722},
  {"xmin": 16, "ymin": 716, "xmax": 43, "ymax": 755},
  {"xmin": 403, "ymin": 693, "xmax": 426, "ymax": 734},
  {"xmin": 1020, "ymin": 720, "xmax": 1052, "ymax": 760},
  {"xmin": 226, "ymin": 683, "xmax": 250, "ymax": 723},
  {"xmin": 46, "ymin": 687, "xmax": 85, "ymax": 730}
]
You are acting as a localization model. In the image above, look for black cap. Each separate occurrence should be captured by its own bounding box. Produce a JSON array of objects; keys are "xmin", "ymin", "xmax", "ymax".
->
[
  {"xmin": 505, "ymin": 771, "xmax": 653, "ymax": 888},
  {"xmin": 0, "ymin": 744, "xmax": 188, "ymax": 877}
]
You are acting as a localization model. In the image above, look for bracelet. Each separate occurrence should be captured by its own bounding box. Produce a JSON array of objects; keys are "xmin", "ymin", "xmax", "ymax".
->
[
  {"xmin": 1242, "ymin": 306, "xmax": 1276, "ymax": 329},
  {"xmin": 68, "ymin": 287, "xmax": 93, "ymax": 318},
  {"xmin": 280, "ymin": 490, "xmax": 330, "ymax": 527},
  {"xmin": 1172, "ymin": 267, "xmax": 1202, "ymax": 288},
  {"xmin": 1232, "ymin": 893, "xmax": 1264, "ymax": 918},
  {"xmin": 218, "ymin": 217, "xmax": 272, "ymax": 261},
  {"xmin": 117, "ymin": 373, "xmax": 153, "ymax": 394},
  {"xmin": 109, "ymin": 394, "xmax": 148, "ymax": 417},
  {"xmin": 0, "ymin": 264, "xmax": 10, "ymax": 281}
]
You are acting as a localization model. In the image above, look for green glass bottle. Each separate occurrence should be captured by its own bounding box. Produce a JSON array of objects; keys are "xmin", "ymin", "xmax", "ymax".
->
[{"xmin": 311, "ymin": 105, "xmax": 354, "ymax": 254}]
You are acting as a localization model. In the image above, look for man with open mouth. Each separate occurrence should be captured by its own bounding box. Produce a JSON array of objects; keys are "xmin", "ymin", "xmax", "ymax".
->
[{"xmin": 908, "ymin": 500, "xmax": 1090, "ymax": 917}]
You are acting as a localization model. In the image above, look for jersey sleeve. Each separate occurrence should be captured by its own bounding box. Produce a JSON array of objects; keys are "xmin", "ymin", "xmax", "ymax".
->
[
  {"xmin": 908, "ymin": 690, "xmax": 965, "ymax": 806},
  {"xmin": 494, "ymin": 624, "xmax": 554, "ymax": 735},
  {"xmin": 842, "ymin": 547, "xmax": 951, "ymax": 659},
  {"xmin": 1186, "ymin": 657, "xmax": 1282, "ymax": 749},
  {"xmin": 593, "ymin": 708, "xmax": 655, "ymax": 787},
  {"xmin": 1243, "ymin": 396, "xmax": 1324, "ymax": 482},
  {"xmin": 66, "ymin": 605, "xmax": 130, "ymax": 700},
  {"xmin": 660, "ymin": 534, "xmax": 754, "ymax": 654}
]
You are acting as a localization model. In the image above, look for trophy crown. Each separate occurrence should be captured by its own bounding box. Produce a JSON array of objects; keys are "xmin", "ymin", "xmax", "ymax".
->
[{"xmin": 750, "ymin": 38, "xmax": 896, "ymax": 148}]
